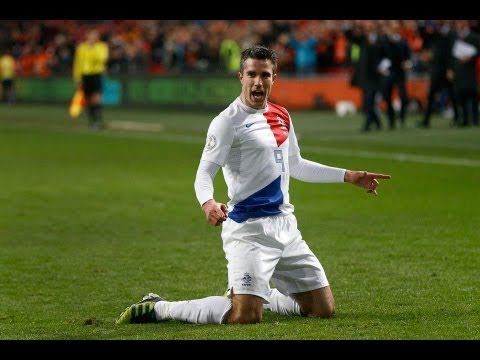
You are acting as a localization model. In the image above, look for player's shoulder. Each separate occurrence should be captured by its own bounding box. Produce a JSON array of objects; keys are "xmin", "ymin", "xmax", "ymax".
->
[
  {"xmin": 209, "ymin": 103, "xmax": 236, "ymax": 129},
  {"xmin": 216, "ymin": 97, "xmax": 249, "ymax": 122},
  {"xmin": 267, "ymin": 101, "xmax": 291, "ymax": 118}
]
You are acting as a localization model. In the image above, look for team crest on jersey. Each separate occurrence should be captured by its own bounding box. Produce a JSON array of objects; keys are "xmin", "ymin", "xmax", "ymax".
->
[
  {"xmin": 241, "ymin": 273, "xmax": 252, "ymax": 286},
  {"xmin": 205, "ymin": 134, "xmax": 217, "ymax": 151}
]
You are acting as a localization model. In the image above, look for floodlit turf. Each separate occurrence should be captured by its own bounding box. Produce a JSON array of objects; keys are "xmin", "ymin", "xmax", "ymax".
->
[{"xmin": 0, "ymin": 103, "xmax": 479, "ymax": 340}]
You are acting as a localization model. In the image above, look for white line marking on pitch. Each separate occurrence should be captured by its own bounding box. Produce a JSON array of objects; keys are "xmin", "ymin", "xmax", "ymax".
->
[
  {"xmin": 101, "ymin": 130, "xmax": 480, "ymax": 168},
  {"xmin": 301, "ymin": 146, "xmax": 480, "ymax": 168},
  {"xmin": 107, "ymin": 120, "xmax": 164, "ymax": 132}
]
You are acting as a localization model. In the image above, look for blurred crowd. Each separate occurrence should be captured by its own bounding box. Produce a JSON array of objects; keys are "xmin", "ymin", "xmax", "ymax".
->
[{"xmin": 0, "ymin": 19, "xmax": 478, "ymax": 78}]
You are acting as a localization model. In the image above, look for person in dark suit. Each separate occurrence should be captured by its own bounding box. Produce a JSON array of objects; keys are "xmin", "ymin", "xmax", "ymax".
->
[
  {"xmin": 381, "ymin": 20, "xmax": 412, "ymax": 129},
  {"xmin": 347, "ymin": 20, "xmax": 387, "ymax": 132},
  {"xmin": 419, "ymin": 20, "xmax": 458, "ymax": 128},
  {"xmin": 451, "ymin": 20, "xmax": 479, "ymax": 127}
]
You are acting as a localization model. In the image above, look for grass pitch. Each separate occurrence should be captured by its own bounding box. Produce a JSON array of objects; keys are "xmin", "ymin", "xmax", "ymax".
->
[{"xmin": 0, "ymin": 103, "xmax": 479, "ymax": 340}]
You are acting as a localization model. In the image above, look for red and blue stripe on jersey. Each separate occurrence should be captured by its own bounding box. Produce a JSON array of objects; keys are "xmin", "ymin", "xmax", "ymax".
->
[{"xmin": 229, "ymin": 102, "xmax": 291, "ymax": 223}]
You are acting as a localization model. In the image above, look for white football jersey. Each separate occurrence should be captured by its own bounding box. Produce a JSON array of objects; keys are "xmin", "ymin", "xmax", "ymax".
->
[{"xmin": 200, "ymin": 97, "xmax": 301, "ymax": 223}]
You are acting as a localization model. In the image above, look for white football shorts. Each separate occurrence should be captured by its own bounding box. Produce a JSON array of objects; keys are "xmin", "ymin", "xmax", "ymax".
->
[{"xmin": 221, "ymin": 213, "xmax": 329, "ymax": 303}]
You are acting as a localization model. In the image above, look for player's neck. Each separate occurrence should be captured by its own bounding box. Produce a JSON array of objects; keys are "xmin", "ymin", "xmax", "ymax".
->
[{"xmin": 239, "ymin": 95, "xmax": 267, "ymax": 111}]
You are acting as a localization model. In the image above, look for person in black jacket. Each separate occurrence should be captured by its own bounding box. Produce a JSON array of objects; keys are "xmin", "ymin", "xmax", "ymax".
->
[
  {"xmin": 451, "ymin": 20, "xmax": 479, "ymax": 127},
  {"xmin": 347, "ymin": 20, "xmax": 387, "ymax": 132},
  {"xmin": 418, "ymin": 20, "xmax": 458, "ymax": 128},
  {"xmin": 381, "ymin": 20, "xmax": 412, "ymax": 129}
]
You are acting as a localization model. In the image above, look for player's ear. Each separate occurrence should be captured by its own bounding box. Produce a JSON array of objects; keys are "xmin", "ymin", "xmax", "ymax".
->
[
  {"xmin": 272, "ymin": 73, "xmax": 277, "ymax": 83},
  {"xmin": 238, "ymin": 71, "xmax": 243, "ymax": 82}
]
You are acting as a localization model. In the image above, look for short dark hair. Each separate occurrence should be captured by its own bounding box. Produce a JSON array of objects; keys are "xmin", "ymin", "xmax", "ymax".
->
[{"xmin": 240, "ymin": 46, "xmax": 278, "ymax": 74}]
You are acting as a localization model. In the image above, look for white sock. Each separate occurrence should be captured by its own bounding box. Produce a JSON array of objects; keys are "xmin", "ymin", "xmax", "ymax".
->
[
  {"xmin": 263, "ymin": 288, "xmax": 302, "ymax": 316},
  {"xmin": 154, "ymin": 296, "xmax": 232, "ymax": 324}
]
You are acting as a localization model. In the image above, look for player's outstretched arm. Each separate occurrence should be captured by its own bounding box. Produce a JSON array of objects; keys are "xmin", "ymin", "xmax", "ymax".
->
[{"xmin": 344, "ymin": 170, "xmax": 391, "ymax": 196}]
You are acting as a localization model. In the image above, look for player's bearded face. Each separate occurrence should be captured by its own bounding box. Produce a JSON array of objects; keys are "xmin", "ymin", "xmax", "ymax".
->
[{"xmin": 239, "ymin": 58, "xmax": 276, "ymax": 109}]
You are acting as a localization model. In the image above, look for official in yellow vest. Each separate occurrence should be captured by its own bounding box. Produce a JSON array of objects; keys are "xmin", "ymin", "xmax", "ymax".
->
[
  {"xmin": 0, "ymin": 47, "xmax": 16, "ymax": 104},
  {"xmin": 73, "ymin": 29, "xmax": 109, "ymax": 129}
]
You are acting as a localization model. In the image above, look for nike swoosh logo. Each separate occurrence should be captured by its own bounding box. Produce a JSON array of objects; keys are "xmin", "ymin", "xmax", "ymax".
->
[{"xmin": 245, "ymin": 122, "xmax": 254, "ymax": 128}]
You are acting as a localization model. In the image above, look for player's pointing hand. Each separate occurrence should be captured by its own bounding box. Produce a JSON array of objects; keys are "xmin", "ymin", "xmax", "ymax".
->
[{"xmin": 344, "ymin": 170, "xmax": 391, "ymax": 196}]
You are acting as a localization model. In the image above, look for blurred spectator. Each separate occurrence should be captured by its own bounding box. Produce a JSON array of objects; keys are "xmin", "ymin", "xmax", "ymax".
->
[
  {"xmin": 18, "ymin": 42, "xmax": 36, "ymax": 76},
  {"xmin": 288, "ymin": 26, "xmax": 319, "ymax": 77},
  {"xmin": 0, "ymin": 47, "xmax": 16, "ymax": 104},
  {"xmin": 146, "ymin": 23, "xmax": 166, "ymax": 75},
  {"xmin": 32, "ymin": 45, "xmax": 53, "ymax": 77},
  {"xmin": 0, "ymin": 19, "xmax": 477, "ymax": 83},
  {"xmin": 400, "ymin": 20, "xmax": 424, "ymax": 74},
  {"xmin": 314, "ymin": 21, "xmax": 335, "ymax": 72},
  {"xmin": 107, "ymin": 34, "xmax": 128, "ymax": 75},
  {"xmin": 73, "ymin": 28, "xmax": 109, "ymax": 129},
  {"xmin": 418, "ymin": 20, "xmax": 458, "ymax": 128},
  {"xmin": 346, "ymin": 20, "xmax": 387, "ymax": 132},
  {"xmin": 51, "ymin": 33, "xmax": 75, "ymax": 75},
  {"xmin": 332, "ymin": 31, "xmax": 349, "ymax": 68},
  {"xmin": 219, "ymin": 25, "xmax": 241, "ymax": 73},
  {"xmin": 381, "ymin": 20, "xmax": 412, "ymax": 129},
  {"xmin": 347, "ymin": 21, "xmax": 362, "ymax": 89},
  {"xmin": 451, "ymin": 20, "xmax": 480, "ymax": 127},
  {"xmin": 272, "ymin": 32, "xmax": 294, "ymax": 74}
]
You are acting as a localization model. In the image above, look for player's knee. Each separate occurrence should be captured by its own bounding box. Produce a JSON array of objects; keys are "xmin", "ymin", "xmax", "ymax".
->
[
  {"xmin": 226, "ymin": 294, "xmax": 264, "ymax": 324},
  {"xmin": 226, "ymin": 308, "xmax": 263, "ymax": 324},
  {"xmin": 302, "ymin": 303, "xmax": 336, "ymax": 319},
  {"xmin": 317, "ymin": 303, "xmax": 336, "ymax": 318}
]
